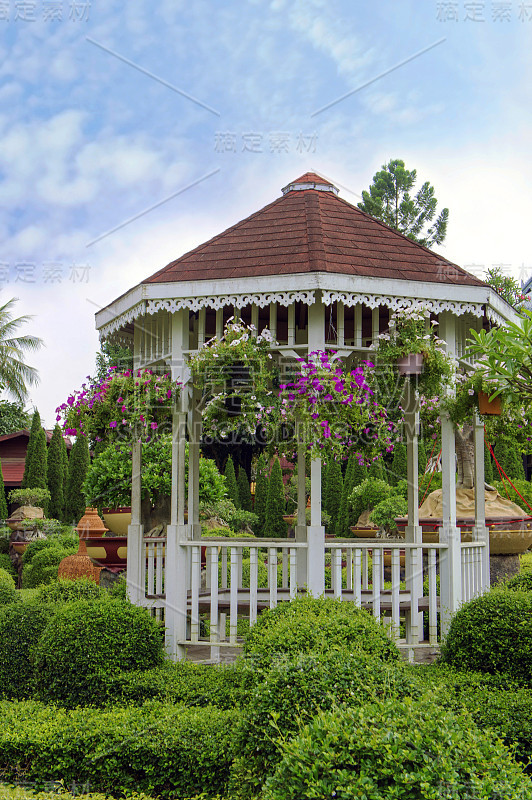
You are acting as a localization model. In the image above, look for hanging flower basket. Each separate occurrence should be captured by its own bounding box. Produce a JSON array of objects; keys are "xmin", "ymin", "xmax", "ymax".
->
[
  {"xmin": 397, "ymin": 353, "xmax": 424, "ymax": 376},
  {"xmin": 478, "ymin": 391, "xmax": 502, "ymax": 416}
]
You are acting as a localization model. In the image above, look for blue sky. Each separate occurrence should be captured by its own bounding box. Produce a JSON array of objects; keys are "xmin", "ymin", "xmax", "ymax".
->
[{"xmin": 1, "ymin": 0, "xmax": 531, "ymax": 425}]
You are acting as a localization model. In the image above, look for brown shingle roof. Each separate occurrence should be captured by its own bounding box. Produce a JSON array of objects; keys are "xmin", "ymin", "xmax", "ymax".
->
[{"xmin": 142, "ymin": 174, "xmax": 484, "ymax": 288}]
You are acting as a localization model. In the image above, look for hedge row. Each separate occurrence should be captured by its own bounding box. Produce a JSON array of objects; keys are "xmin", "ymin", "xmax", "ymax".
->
[{"xmin": 0, "ymin": 700, "xmax": 237, "ymax": 799}]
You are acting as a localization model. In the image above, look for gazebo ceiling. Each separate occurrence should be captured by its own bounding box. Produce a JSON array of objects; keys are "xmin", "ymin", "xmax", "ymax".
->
[{"xmin": 142, "ymin": 172, "xmax": 483, "ymax": 288}]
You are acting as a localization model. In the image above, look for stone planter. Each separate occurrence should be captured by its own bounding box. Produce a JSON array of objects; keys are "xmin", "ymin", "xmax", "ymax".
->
[
  {"xmin": 349, "ymin": 526, "xmax": 379, "ymax": 539},
  {"xmin": 395, "ymin": 515, "xmax": 532, "ymax": 554},
  {"xmin": 6, "ymin": 505, "xmax": 44, "ymax": 531},
  {"xmin": 102, "ymin": 507, "xmax": 132, "ymax": 536}
]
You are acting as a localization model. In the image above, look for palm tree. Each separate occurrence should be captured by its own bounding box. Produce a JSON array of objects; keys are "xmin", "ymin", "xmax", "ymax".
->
[{"xmin": 0, "ymin": 297, "xmax": 43, "ymax": 403}]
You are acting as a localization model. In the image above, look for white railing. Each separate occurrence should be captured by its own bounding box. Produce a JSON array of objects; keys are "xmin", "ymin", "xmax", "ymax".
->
[{"xmin": 461, "ymin": 541, "xmax": 486, "ymax": 603}]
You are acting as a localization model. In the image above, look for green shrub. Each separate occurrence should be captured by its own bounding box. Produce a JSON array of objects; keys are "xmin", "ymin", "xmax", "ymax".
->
[
  {"xmin": 505, "ymin": 571, "xmax": 532, "ymax": 592},
  {"xmin": 263, "ymin": 696, "xmax": 531, "ymax": 799},
  {"xmin": 418, "ymin": 470, "xmax": 442, "ymax": 504},
  {"xmin": 224, "ymin": 456, "xmax": 240, "ymax": 508},
  {"xmin": 33, "ymin": 598, "xmax": 165, "ymax": 707},
  {"xmin": 35, "ymin": 578, "xmax": 104, "ymax": 604},
  {"xmin": 0, "ymin": 567, "xmax": 18, "ymax": 606},
  {"xmin": 230, "ymin": 650, "xmax": 419, "ymax": 797},
  {"xmin": 494, "ymin": 435, "xmax": 526, "ymax": 481},
  {"xmin": 243, "ymin": 595, "xmax": 399, "ymax": 666},
  {"xmin": 64, "ymin": 433, "xmax": 89, "ymax": 523},
  {"xmin": 0, "ymin": 699, "xmax": 237, "ymax": 799},
  {"xmin": 22, "ymin": 543, "xmax": 76, "ymax": 588},
  {"xmin": 369, "ymin": 494, "xmax": 407, "ymax": 533},
  {"xmin": 0, "ymin": 602, "xmax": 56, "ymax": 698},
  {"xmin": 0, "ymin": 552, "xmax": 17, "ymax": 583},
  {"xmin": 349, "ymin": 478, "xmax": 390, "ymax": 524},
  {"xmin": 0, "ymin": 566, "xmax": 14, "ymax": 589},
  {"xmin": 441, "ymin": 588, "xmax": 532, "ymax": 683}
]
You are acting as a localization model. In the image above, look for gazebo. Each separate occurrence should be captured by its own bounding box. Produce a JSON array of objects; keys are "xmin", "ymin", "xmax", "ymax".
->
[{"xmin": 96, "ymin": 172, "xmax": 518, "ymax": 661}]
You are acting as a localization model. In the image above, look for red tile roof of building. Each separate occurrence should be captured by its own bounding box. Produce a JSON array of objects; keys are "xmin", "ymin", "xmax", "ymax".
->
[{"xmin": 142, "ymin": 173, "xmax": 484, "ymax": 288}]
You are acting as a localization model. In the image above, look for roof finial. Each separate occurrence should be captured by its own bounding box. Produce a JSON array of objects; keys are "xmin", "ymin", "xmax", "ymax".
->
[{"xmin": 282, "ymin": 172, "xmax": 339, "ymax": 196}]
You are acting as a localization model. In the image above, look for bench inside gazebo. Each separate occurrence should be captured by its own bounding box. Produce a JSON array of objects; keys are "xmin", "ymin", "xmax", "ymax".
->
[{"xmin": 95, "ymin": 172, "xmax": 518, "ymax": 661}]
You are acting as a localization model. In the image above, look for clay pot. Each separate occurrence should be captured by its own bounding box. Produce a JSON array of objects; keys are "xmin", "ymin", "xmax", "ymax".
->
[
  {"xmin": 478, "ymin": 391, "xmax": 502, "ymax": 415},
  {"xmin": 102, "ymin": 507, "xmax": 132, "ymax": 536}
]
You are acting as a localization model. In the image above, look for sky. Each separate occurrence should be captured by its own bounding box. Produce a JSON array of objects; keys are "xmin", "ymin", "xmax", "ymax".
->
[{"xmin": 1, "ymin": 0, "xmax": 532, "ymax": 427}]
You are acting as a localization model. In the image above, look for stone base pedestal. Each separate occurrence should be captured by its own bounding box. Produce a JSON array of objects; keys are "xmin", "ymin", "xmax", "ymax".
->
[
  {"xmin": 490, "ymin": 554, "xmax": 520, "ymax": 586},
  {"xmin": 98, "ymin": 568, "xmax": 125, "ymax": 591}
]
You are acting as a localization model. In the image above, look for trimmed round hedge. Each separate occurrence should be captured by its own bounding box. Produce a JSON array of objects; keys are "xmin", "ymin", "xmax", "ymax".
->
[
  {"xmin": 230, "ymin": 650, "xmax": 419, "ymax": 797},
  {"xmin": 243, "ymin": 595, "xmax": 399, "ymax": 665},
  {"xmin": 0, "ymin": 601, "xmax": 57, "ymax": 699},
  {"xmin": 263, "ymin": 697, "xmax": 532, "ymax": 799},
  {"xmin": 36, "ymin": 577, "xmax": 105, "ymax": 604},
  {"xmin": 33, "ymin": 597, "xmax": 165, "ymax": 707},
  {"xmin": 0, "ymin": 566, "xmax": 15, "ymax": 589},
  {"xmin": 506, "ymin": 571, "xmax": 532, "ymax": 592},
  {"xmin": 441, "ymin": 588, "xmax": 532, "ymax": 683}
]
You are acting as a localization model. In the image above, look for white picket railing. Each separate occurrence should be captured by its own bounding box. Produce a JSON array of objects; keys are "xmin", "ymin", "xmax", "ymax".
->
[{"xmin": 138, "ymin": 535, "xmax": 487, "ymax": 657}]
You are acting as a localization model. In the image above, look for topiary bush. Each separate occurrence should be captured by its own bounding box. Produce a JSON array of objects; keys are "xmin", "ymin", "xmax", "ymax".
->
[
  {"xmin": 22, "ymin": 541, "xmax": 77, "ymax": 588},
  {"xmin": 263, "ymin": 696, "xmax": 532, "ymax": 800},
  {"xmin": 243, "ymin": 595, "xmax": 399, "ymax": 666},
  {"xmin": 230, "ymin": 650, "xmax": 419, "ymax": 798},
  {"xmin": 441, "ymin": 588, "xmax": 532, "ymax": 683},
  {"xmin": 0, "ymin": 602, "xmax": 57, "ymax": 699},
  {"xmin": 0, "ymin": 566, "xmax": 15, "ymax": 589},
  {"xmin": 33, "ymin": 597, "xmax": 165, "ymax": 707},
  {"xmin": 0, "ymin": 568, "xmax": 19, "ymax": 607},
  {"xmin": 0, "ymin": 551, "xmax": 17, "ymax": 582},
  {"xmin": 35, "ymin": 577, "xmax": 105, "ymax": 604}
]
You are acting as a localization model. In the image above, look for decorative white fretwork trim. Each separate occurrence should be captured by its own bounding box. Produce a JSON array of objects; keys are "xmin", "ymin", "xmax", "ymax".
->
[
  {"xmin": 99, "ymin": 301, "xmax": 146, "ymax": 339},
  {"xmin": 103, "ymin": 331, "xmax": 134, "ymax": 348},
  {"xmin": 486, "ymin": 306, "xmax": 507, "ymax": 327},
  {"xmin": 321, "ymin": 291, "xmax": 485, "ymax": 318},
  {"xmin": 145, "ymin": 290, "xmax": 316, "ymax": 316}
]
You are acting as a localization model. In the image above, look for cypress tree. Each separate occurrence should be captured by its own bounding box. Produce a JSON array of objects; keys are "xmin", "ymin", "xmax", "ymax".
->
[
  {"xmin": 351, "ymin": 458, "xmax": 368, "ymax": 489},
  {"xmin": 390, "ymin": 442, "xmax": 408, "ymax": 485},
  {"xmin": 336, "ymin": 452, "xmax": 355, "ymax": 537},
  {"xmin": 253, "ymin": 453, "xmax": 269, "ymax": 537},
  {"xmin": 368, "ymin": 458, "xmax": 385, "ymax": 481},
  {"xmin": 65, "ymin": 435, "xmax": 90, "ymax": 523},
  {"xmin": 327, "ymin": 458, "xmax": 343, "ymax": 524},
  {"xmin": 418, "ymin": 439, "xmax": 428, "ymax": 476},
  {"xmin": 61, "ymin": 436, "xmax": 69, "ymax": 521},
  {"xmin": 47, "ymin": 425, "xmax": 64, "ymax": 520},
  {"xmin": 0, "ymin": 458, "xmax": 8, "ymax": 520},
  {"xmin": 224, "ymin": 456, "xmax": 240, "ymax": 509},
  {"xmin": 484, "ymin": 440, "xmax": 494, "ymax": 484},
  {"xmin": 265, "ymin": 457, "xmax": 286, "ymax": 537},
  {"xmin": 237, "ymin": 466, "xmax": 252, "ymax": 511},
  {"xmin": 22, "ymin": 410, "xmax": 47, "ymax": 489},
  {"xmin": 321, "ymin": 456, "xmax": 330, "ymax": 514},
  {"xmin": 494, "ymin": 436, "xmax": 525, "ymax": 481}
]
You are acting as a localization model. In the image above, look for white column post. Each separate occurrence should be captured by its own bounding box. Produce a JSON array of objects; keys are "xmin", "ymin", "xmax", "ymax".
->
[
  {"xmin": 473, "ymin": 411, "xmax": 490, "ymax": 592},
  {"xmin": 438, "ymin": 312, "xmax": 462, "ymax": 634},
  {"xmin": 402, "ymin": 382, "xmax": 423, "ymax": 645},
  {"xmin": 188, "ymin": 388, "xmax": 202, "ymax": 542},
  {"xmin": 165, "ymin": 309, "xmax": 190, "ymax": 661},
  {"xmin": 306, "ymin": 298, "xmax": 325, "ymax": 596},
  {"xmin": 127, "ymin": 440, "xmax": 144, "ymax": 606},
  {"xmin": 295, "ymin": 432, "xmax": 308, "ymax": 589}
]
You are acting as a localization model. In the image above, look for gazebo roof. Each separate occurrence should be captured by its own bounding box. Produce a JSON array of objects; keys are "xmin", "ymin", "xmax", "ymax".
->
[
  {"xmin": 143, "ymin": 172, "xmax": 483, "ymax": 288},
  {"xmin": 96, "ymin": 172, "xmax": 518, "ymax": 339}
]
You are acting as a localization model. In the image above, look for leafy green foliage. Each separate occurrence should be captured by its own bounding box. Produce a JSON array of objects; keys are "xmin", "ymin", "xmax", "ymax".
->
[
  {"xmin": 33, "ymin": 597, "xmax": 165, "ymax": 707},
  {"xmin": 95, "ymin": 339, "xmax": 134, "ymax": 382},
  {"xmin": 0, "ymin": 699, "xmax": 237, "ymax": 798},
  {"xmin": 0, "ymin": 567, "xmax": 18, "ymax": 606},
  {"xmin": 0, "ymin": 399, "xmax": 30, "ymax": 435},
  {"xmin": 263, "ymin": 696, "xmax": 530, "ymax": 799},
  {"xmin": 0, "ymin": 298, "xmax": 43, "ymax": 404},
  {"xmin": 350, "ymin": 478, "xmax": 390, "ymax": 524},
  {"xmin": 224, "ymin": 456, "xmax": 240, "ymax": 509},
  {"xmin": 35, "ymin": 577, "xmax": 104, "ymax": 604},
  {"xmin": 506, "ymin": 571, "xmax": 532, "ymax": 592},
  {"xmin": 494, "ymin": 435, "xmax": 526, "ymax": 480},
  {"xmin": 237, "ymin": 466, "xmax": 252, "ymax": 511},
  {"xmin": 8, "ymin": 486, "xmax": 51, "ymax": 508},
  {"xmin": 230, "ymin": 650, "xmax": 419, "ymax": 797},
  {"xmin": 0, "ymin": 458, "xmax": 7, "ymax": 519},
  {"xmin": 243, "ymin": 595, "xmax": 399, "ymax": 666},
  {"xmin": 441, "ymin": 588, "xmax": 532, "ymax": 683},
  {"xmin": 253, "ymin": 453, "xmax": 268, "ymax": 536},
  {"xmin": 0, "ymin": 602, "xmax": 56, "ymax": 698},
  {"xmin": 46, "ymin": 425, "xmax": 65, "ymax": 520},
  {"xmin": 357, "ymin": 158, "xmax": 449, "ymax": 247},
  {"xmin": 326, "ymin": 458, "xmax": 342, "ymax": 523},
  {"xmin": 369, "ymin": 495, "xmax": 408, "ymax": 533},
  {"xmin": 22, "ymin": 536, "xmax": 77, "ymax": 589},
  {"xmin": 64, "ymin": 433, "xmax": 89, "ymax": 523},
  {"xmin": 335, "ymin": 452, "xmax": 355, "ymax": 536},
  {"xmin": 0, "ymin": 552, "xmax": 17, "ymax": 582},
  {"xmin": 485, "ymin": 265, "xmax": 527, "ymax": 310},
  {"xmin": 485, "ymin": 439, "xmax": 494, "ymax": 484},
  {"xmin": 264, "ymin": 457, "xmax": 286, "ymax": 537},
  {"xmin": 21, "ymin": 410, "xmax": 47, "ymax": 492},
  {"xmin": 418, "ymin": 438, "xmax": 427, "ymax": 476},
  {"xmin": 351, "ymin": 457, "xmax": 367, "ymax": 488}
]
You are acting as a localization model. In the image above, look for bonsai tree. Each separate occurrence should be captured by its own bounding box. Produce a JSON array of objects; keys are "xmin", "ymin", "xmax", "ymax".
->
[
  {"xmin": 8, "ymin": 487, "xmax": 51, "ymax": 509},
  {"xmin": 369, "ymin": 495, "xmax": 408, "ymax": 536}
]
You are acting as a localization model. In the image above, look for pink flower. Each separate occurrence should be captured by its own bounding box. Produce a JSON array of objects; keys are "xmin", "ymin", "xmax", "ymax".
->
[
  {"xmin": 109, "ymin": 421, "xmax": 118, "ymax": 428},
  {"xmin": 150, "ymin": 422, "xmax": 158, "ymax": 430}
]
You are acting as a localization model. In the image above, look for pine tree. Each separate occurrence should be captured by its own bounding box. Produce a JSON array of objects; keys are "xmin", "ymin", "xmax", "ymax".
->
[
  {"xmin": 484, "ymin": 440, "xmax": 494, "ymax": 484},
  {"xmin": 326, "ymin": 458, "xmax": 343, "ymax": 525},
  {"xmin": 336, "ymin": 452, "xmax": 355, "ymax": 536},
  {"xmin": 65, "ymin": 434, "xmax": 90, "ymax": 523},
  {"xmin": 237, "ymin": 466, "xmax": 252, "ymax": 511},
  {"xmin": 253, "ymin": 454, "xmax": 269, "ymax": 536},
  {"xmin": 21, "ymin": 409, "xmax": 45, "ymax": 489},
  {"xmin": 61, "ymin": 436, "xmax": 69, "ymax": 521},
  {"xmin": 265, "ymin": 457, "xmax": 286, "ymax": 537},
  {"xmin": 0, "ymin": 458, "xmax": 8, "ymax": 519},
  {"xmin": 494, "ymin": 436, "xmax": 525, "ymax": 481},
  {"xmin": 47, "ymin": 425, "xmax": 65, "ymax": 520},
  {"xmin": 390, "ymin": 443, "xmax": 408, "ymax": 485},
  {"xmin": 224, "ymin": 456, "xmax": 240, "ymax": 509}
]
